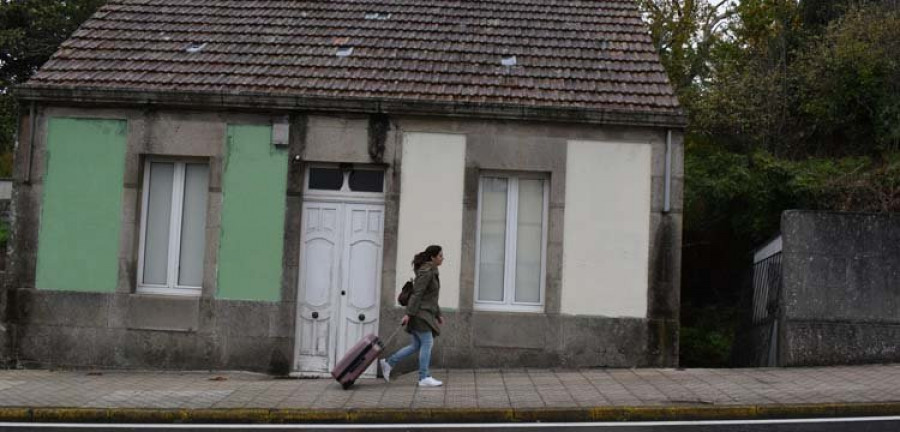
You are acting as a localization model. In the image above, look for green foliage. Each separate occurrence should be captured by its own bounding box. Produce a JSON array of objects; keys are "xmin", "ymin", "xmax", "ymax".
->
[
  {"xmin": 689, "ymin": 0, "xmax": 802, "ymax": 156},
  {"xmin": 685, "ymin": 146, "xmax": 794, "ymax": 245},
  {"xmin": 640, "ymin": 0, "xmax": 900, "ymax": 366},
  {"xmin": 793, "ymin": 5, "xmax": 900, "ymax": 154},
  {"xmin": 686, "ymin": 145, "xmax": 900, "ymax": 243},
  {"xmin": 637, "ymin": 0, "xmax": 737, "ymax": 104},
  {"xmin": 0, "ymin": 0, "xmax": 107, "ymax": 87},
  {"xmin": 0, "ymin": 0, "xmax": 106, "ymax": 175},
  {"xmin": 0, "ymin": 93, "xmax": 14, "ymax": 176},
  {"xmin": 0, "ymin": 218, "xmax": 8, "ymax": 245},
  {"xmin": 680, "ymin": 306, "xmax": 737, "ymax": 368}
]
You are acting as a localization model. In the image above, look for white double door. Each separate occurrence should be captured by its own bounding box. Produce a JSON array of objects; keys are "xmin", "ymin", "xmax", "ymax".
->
[{"xmin": 294, "ymin": 201, "xmax": 384, "ymax": 376}]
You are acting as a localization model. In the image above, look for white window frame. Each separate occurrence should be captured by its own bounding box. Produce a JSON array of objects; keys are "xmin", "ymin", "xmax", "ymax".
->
[
  {"xmin": 474, "ymin": 172, "xmax": 549, "ymax": 312},
  {"xmin": 136, "ymin": 159, "xmax": 207, "ymax": 296}
]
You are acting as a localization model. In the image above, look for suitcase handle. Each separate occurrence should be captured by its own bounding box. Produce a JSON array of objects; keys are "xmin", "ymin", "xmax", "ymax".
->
[{"xmin": 381, "ymin": 324, "xmax": 404, "ymax": 348}]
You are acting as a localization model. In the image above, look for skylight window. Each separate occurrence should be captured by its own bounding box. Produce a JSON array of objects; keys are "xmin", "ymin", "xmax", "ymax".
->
[
  {"xmin": 336, "ymin": 46, "xmax": 354, "ymax": 57},
  {"xmin": 365, "ymin": 12, "xmax": 392, "ymax": 20},
  {"xmin": 185, "ymin": 43, "xmax": 207, "ymax": 53}
]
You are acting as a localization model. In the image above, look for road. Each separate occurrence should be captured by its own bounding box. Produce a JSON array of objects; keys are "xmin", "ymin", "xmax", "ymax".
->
[{"xmin": 3, "ymin": 417, "xmax": 900, "ymax": 431}]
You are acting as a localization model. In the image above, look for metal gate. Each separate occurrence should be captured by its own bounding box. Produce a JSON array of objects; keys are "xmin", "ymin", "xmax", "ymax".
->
[{"xmin": 751, "ymin": 236, "xmax": 783, "ymax": 367}]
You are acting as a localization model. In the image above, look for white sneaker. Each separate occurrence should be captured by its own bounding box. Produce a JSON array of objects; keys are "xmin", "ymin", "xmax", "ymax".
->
[
  {"xmin": 418, "ymin": 376, "xmax": 443, "ymax": 387},
  {"xmin": 379, "ymin": 359, "xmax": 391, "ymax": 383}
]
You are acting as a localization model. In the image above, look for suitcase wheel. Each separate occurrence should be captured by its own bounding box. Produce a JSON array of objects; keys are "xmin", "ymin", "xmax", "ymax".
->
[{"xmin": 342, "ymin": 380, "xmax": 354, "ymax": 390}]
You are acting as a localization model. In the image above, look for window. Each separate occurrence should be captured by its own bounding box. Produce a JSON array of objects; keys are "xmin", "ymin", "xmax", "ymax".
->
[
  {"xmin": 137, "ymin": 160, "xmax": 209, "ymax": 295},
  {"xmin": 308, "ymin": 167, "xmax": 344, "ymax": 190},
  {"xmin": 475, "ymin": 174, "xmax": 548, "ymax": 312},
  {"xmin": 305, "ymin": 165, "xmax": 384, "ymax": 194},
  {"xmin": 348, "ymin": 169, "xmax": 384, "ymax": 193}
]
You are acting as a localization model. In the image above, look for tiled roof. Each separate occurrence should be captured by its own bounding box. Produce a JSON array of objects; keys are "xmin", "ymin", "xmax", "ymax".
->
[{"xmin": 24, "ymin": 0, "xmax": 682, "ymax": 120}]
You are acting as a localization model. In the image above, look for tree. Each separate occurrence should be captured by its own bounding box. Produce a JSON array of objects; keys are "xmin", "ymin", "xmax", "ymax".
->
[
  {"xmin": 793, "ymin": 4, "xmax": 900, "ymax": 155},
  {"xmin": 0, "ymin": 0, "xmax": 106, "ymax": 176},
  {"xmin": 637, "ymin": 0, "xmax": 738, "ymax": 104},
  {"xmin": 638, "ymin": 0, "xmax": 900, "ymax": 366}
]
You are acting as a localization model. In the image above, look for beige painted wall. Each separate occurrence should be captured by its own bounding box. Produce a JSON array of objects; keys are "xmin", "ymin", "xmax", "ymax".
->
[
  {"xmin": 561, "ymin": 140, "xmax": 651, "ymax": 317},
  {"xmin": 395, "ymin": 132, "xmax": 466, "ymax": 309}
]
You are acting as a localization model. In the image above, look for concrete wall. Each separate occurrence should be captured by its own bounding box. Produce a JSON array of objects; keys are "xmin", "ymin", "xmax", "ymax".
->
[
  {"xmin": 6, "ymin": 104, "xmax": 682, "ymax": 372},
  {"xmin": 778, "ymin": 210, "xmax": 900, "ymax": 366}
]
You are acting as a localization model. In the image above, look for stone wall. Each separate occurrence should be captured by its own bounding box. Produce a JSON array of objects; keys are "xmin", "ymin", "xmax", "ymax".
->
[
  {"xmin": 6, "ymin": 106, "xmax": 303, "ymax": 372},
  {"xmin": 381, "ymin": 118, "xmax": 682, "ymax": 370},
  {"xmin": 5, "ymin": 103, "xmax": 682, "ymax": 372},
  {"xmin": 778, "ymin": 210, "xmax": 900, "ymax": 366}
]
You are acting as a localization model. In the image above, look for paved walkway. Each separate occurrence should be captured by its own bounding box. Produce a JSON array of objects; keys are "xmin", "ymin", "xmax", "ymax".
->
[{"xmin": 0, "ymin": 364, "xmax": 898, "ymax": 423}]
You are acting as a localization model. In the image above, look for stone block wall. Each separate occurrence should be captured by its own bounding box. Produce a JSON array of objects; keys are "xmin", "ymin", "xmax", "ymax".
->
[
  {"xmin": 4, "ymin": 103, "xmax": 682, "ymax": 372},
  {"xmin": 5, "ymin": 106, "xmax": 301, "ymax": 372},
  {"xmin": 778, "ymin": 210, "xmax": 900, "ymax": 366},
  {"xmin": 380, "ymin": 118, "xmax": 682, "ymax": 371}
]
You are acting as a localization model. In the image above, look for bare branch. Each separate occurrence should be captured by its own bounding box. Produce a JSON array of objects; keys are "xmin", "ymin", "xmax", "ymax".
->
[{"xmin": 711, "ymin": 0, "xmax": 731, "ymax": 11}]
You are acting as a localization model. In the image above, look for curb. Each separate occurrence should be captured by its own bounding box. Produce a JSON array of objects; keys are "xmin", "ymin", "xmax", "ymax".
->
[{"xmin": 1, "ymin": 403, "xmax": 900, "ymax": 424}]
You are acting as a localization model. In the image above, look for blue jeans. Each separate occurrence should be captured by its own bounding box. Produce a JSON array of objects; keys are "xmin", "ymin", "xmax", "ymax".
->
[{"xmin": 385, "ymin": 330, "xmax": 434, "ymax": 381}]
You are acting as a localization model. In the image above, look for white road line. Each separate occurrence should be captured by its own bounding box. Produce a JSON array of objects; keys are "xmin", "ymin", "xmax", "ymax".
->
[{"xmin": 1, "ymin": 416, "xmax": 900, "ymax": 429}]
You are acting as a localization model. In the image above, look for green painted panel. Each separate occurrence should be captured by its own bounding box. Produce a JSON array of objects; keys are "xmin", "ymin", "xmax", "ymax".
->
[
  {"xmin": 36, "ymin": 118, "xmax": 127, "ymax": 292},
  {"xmin": 218, "ymin": 124, "xmax": 288, "ymax": 301}
]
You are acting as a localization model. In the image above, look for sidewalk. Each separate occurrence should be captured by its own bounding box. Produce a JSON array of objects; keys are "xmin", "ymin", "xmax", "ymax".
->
[{"xmin": 0, "ymin": 364, "xmax": 898, "ymax": 424}]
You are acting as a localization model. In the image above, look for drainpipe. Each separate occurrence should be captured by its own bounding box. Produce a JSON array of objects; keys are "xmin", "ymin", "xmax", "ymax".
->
[
  {"xmin": 662, "ymin": 129, "xmax": 675, "ymax": 366},
  {"xmin": 664, "ymin": 129, "xmax": 672, "ymax": 213},
  {"xmin": 26, "ymin": 102, "xmax": 36, "ymax": 184}
]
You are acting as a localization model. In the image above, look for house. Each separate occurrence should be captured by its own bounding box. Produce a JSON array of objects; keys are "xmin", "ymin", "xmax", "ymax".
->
[{"xmin": 7, "ymin": 0, "xmax": 684, "ymax": 374}]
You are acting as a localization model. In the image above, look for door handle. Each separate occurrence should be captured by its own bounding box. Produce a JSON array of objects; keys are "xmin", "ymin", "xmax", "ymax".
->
[
  {"xmin": 358, "ymin": 314, "xmax": 365, "ymax": 322},
  {"xmin": 312, "ymin": 312, "xmax": 319, "ymax": 319},
  {"xmin": 341, "ymin": 291, "xmax": 346, "ymax": 296}
]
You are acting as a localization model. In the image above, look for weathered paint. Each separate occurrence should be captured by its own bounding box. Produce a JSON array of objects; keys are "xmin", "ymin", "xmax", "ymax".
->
[
  {"xmin": 395, "ymin": 132, "xmax": 466, "ymax": 309},
  {"xmin": 561, "ymin": 140, "xmax": 651, "ymax": 317},
  {"xmin": 217, "ymin": 124, "xmax": 288, "ymax": 301},
  {"xmin": 16, "ymin": 109, "xmax": 679, "ymax": 372},
  {"xmin": 35, "ymin": 118, "xmax": 127, "ymax": 292}
]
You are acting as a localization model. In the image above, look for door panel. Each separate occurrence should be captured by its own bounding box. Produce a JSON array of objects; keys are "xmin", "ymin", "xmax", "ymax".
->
[
  {"xmin": 337, "ymin": 205, "xmax": 384, "ymax": 377},
  {"xmin": 295, "ymin": 201, "xmax": 384, "ymax": 377},
  {"xmin": 295, "ymin": 203, "xmax": 341, "ymax": 374}
]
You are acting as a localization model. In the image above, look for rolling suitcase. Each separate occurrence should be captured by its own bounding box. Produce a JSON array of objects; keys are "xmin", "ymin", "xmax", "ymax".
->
[{"xmin": 331, "ymin": 326, "xmax": 402, "ymax": 390}]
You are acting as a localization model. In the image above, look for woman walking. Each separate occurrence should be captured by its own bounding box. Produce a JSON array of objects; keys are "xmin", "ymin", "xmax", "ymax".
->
[{"xmin": 380, "ymin": 245, "xmax": 444, "ymax": 387}]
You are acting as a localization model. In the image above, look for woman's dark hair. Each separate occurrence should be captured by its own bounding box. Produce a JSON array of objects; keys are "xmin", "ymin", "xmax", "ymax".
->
[{"xmin": 412, "ymin": 245, "xmax": 442, "ymax": 271}]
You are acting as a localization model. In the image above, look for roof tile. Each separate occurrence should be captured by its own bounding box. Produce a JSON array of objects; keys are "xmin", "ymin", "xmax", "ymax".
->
[{"xmin": 27, "ymin": 0, "xmax": 681, "ymax": 115}]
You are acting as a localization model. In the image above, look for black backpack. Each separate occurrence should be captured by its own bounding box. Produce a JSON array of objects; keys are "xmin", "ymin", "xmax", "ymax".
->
[{"xmin": 397, "ymin": 279, "xmax": 413, "ymax": 306}]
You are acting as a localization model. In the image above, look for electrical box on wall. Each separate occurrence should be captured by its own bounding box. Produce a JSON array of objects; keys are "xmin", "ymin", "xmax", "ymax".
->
[{"xmin": 272, "ymin": 117, "xmax": 289, "ymax": 147}]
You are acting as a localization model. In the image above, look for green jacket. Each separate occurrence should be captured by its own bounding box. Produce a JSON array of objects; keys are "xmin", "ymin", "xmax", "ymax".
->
[{"xmin": 406, "ymin": 262, "xmax": 442, "ymax": 336}]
